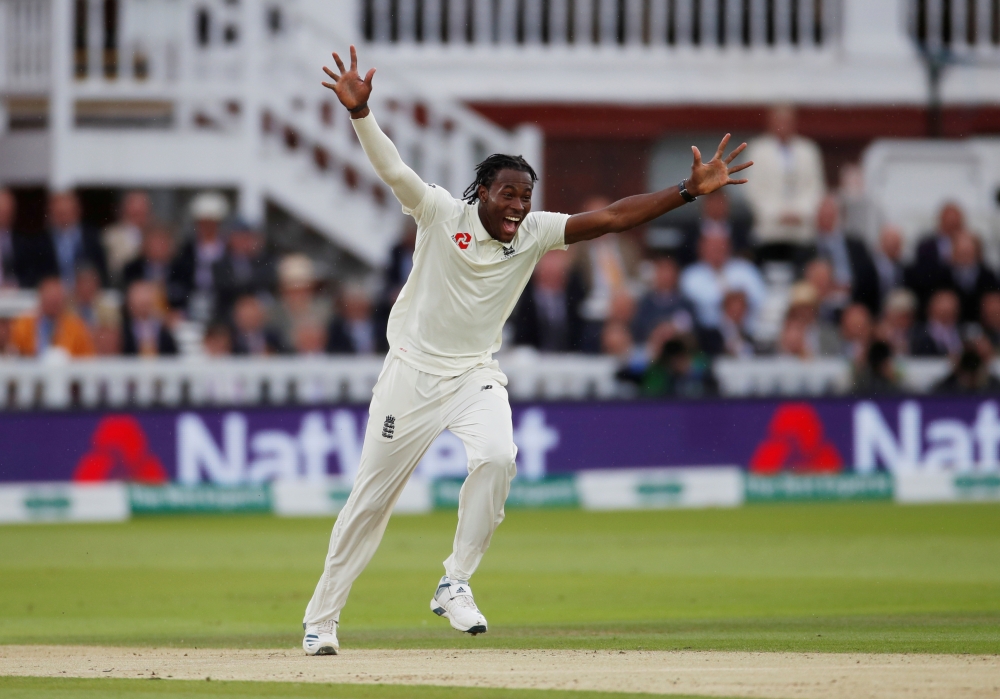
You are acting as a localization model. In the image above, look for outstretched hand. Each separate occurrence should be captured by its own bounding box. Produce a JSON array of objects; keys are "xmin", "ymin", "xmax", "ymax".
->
[
  {"xmin": 687, "ymin": 135, "xmax": 752, "ymax": 197},
  {"xmin": 322, "ymin": 45, "xmax": 375, "ymax": 116}
]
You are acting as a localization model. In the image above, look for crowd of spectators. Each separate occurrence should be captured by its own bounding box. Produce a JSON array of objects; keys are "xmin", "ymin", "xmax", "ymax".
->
[
  {"xmin": 1, "ymin": 105, "xmax": 999, "ymax": 398},
  {"xmin": 505, "ymin": 107, "xmax": 1000, "ymax": 397},
  {"xmin": 0, "ymin": 189, "xmax": 386, "ymax": 362}
]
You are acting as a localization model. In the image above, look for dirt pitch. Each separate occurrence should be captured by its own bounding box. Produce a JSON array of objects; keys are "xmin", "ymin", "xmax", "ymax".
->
[{"xmin": 1, "ymin": 646, "xmax": 998, "ymax": 698}]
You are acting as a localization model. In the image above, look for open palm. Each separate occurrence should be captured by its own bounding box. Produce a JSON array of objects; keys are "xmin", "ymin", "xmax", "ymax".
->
[
  {"xmin": 321, "ymin": 45, "xmax": 375, "ymax": 112},
  {"xmin": 687, "ymin": 135, "xmax": 752, "ymax": 197}
]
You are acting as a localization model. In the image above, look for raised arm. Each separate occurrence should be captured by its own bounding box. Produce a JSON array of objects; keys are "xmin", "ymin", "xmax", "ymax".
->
[
  {"xmin": 322, "ymin": 46, "xmax": 425, "ymax": 211},
  {"xmin": 564, "ymin": 135, "xmax": 752, "ymax": 245}
]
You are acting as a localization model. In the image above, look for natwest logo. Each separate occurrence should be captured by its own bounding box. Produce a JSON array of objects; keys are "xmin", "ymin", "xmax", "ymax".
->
[
  {"xmin": 749, "ymin": 403, "xmax": 843, "ymax": 474},
  {"xmin": 74, "ymin": 415, "xmax": 168, "ymax": 483},
  {"xmin": 177, "ymin": 411, "xmax": 363, "ymax": 484},
  {"xmin": 854, "ymin": 400, "xmax": 1000, "ymax": 472},
  {"xmin": 453, "ymin": 232, "xmax": 471, "ymax": 250},
  {"xmin": 176, "ymin": 408, "xmax": 561, "ymax": 485}
]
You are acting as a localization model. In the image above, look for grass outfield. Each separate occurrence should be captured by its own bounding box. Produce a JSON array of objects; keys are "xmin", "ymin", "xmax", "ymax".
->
[
  {"xmin": 0, "ymin": 677, "xmax": 710, "ymax": 699},
  {"xmin": 0, "ymin": 502, "xmax": 998, "ymax": 654}
]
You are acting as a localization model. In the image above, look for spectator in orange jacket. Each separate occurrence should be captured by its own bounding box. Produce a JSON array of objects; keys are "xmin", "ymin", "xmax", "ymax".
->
[{"xmin": 11, "ymin": 276, "xmax": 95, "ymax": 357}]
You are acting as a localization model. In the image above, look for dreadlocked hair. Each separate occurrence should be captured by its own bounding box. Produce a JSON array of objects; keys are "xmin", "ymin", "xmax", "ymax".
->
[{"xmin": 462, "ymin": 154, "xmax": 538, "ymax": 204}]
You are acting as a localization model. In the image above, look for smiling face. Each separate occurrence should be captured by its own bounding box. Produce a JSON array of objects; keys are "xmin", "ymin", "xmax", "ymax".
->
[{"xmin": 477, "ymin": 168, "xmax": 534, "ymax": 244}]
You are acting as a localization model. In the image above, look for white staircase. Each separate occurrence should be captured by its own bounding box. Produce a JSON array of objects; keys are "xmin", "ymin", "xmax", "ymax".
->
[{"xmin": 0, "ymin": 0, "xmax": 541, "ymax": 267}]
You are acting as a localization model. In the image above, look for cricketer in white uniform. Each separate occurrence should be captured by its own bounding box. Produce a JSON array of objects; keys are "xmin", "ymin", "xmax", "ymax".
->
[{"xmin": 303, "ymin": 47, "xmax": 752, "ymax": 655}]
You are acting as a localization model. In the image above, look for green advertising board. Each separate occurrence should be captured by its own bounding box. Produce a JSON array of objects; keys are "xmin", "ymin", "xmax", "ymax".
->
[
  {"xmin": 22, "ymin": 492, "xmax": 73, "ymax": 520},
  {"xmin": 636, "ymin": 480, "xmax": 685, "ymax": 507},
  {"xmin": 745, "ymin": 474, "xmax": 894, "ymax": 503},
  {"xmin": 954, "ymin": 474, "xmax": 1000, "ymax": 501},
  {"xmin": 129, "ymin": 484, "xmax": 272, "ymax": 514},
  {"xmin": 432, "ymin": 476, "xmax": 579, "ymax": 509}
]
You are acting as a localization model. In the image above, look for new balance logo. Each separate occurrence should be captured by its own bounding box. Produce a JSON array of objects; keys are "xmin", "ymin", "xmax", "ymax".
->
[
  {"xmin": 481, "ymin": 384, "xmax": 493, "ymax": 391},
  {"xmin": 382, "ymin": 415, "xmax": 396, "ymax": 439}
]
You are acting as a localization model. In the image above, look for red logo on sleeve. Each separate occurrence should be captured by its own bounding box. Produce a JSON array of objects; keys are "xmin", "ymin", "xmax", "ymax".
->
[{"xmin": 454, "ymin": 232, "xmax": 471, "ymax": 250}]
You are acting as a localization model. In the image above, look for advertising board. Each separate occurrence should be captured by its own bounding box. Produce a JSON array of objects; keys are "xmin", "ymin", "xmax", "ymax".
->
[
  {"xmin": 0, "ymin": 483, "xmax": 129, "ymax": 523},
  {"xmin": 2, "ymin": 397, "xmax": 999, "ymax": 487}
]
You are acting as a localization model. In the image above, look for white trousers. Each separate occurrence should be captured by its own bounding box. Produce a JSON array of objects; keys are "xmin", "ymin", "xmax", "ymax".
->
[{"xmin": 303, "ymin": 355, "xmax": 517, "ymax": 625}]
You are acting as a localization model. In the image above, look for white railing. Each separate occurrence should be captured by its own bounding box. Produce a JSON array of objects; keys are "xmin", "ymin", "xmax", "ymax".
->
[
  {"xmin": 713, "ymin": 357, "xmax": 853, "ymax": 396},
  {"xmin": 0, "ymin": 354, "xmax": 985, "ymax": 410},
  {"xmin": 909, "ymin": 0, "xmax": 1000, "ymax": 57},
  {"xmin": 0, "ymin": 353, "xmax": 620, "ymax": 409},
  {"xmin": 361, "ymin": 0, "xmax": 841, "ymax": 50},
  {"xmin": 0, "ymin": 0, "xmax": 252, "ymax": 98},
  {"xmin": 0, "ymin": 0, "xmax": 51, "ymax": 93},
  {"xmin": 714, "ymin": 356, "xmax": 981, "ymax": 395},
  {"xmin": 60, "ymin": 0, "xmax": 264, "ymax": 125}
]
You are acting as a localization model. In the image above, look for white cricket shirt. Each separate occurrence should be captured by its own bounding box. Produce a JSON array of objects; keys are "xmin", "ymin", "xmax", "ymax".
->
[{"xmin": 388, "ymin": 184, "xmax": 569, "ymax": 376}]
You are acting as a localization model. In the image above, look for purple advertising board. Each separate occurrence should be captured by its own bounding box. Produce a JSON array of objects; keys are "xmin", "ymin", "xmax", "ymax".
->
[{"xmin": 1, "ymin": 395, "xmax": 999, "ymax": 483}]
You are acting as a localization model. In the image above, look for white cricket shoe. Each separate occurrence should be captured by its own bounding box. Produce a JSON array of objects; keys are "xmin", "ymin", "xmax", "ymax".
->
[
  {"xmin": 302, "ymin": 619, "xmax": 339, "ymax": 655},
  {"xmin": 430, "ymin": 576, "xmax": 488, "ymax": 635}
]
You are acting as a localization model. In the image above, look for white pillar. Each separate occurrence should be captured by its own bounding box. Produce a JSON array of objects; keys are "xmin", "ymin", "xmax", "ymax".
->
[
  {"xmin": 0, "ymin": 4, "xmax": 7, "ymax": 100},
  {"xmin": 238, "ymin": 0, "xmax": 264, "ymax": 225},
  {"xmin": 514, "ymin": 123, "xmax": 543, "ymax": 211},
  {"xmin": 86, "ymin": 0, "xmax": 103, "ymax": 79},
  {"xmin": 298, "ymin": 0, "xmax": 364, "ymax": 46},
  {"xmin": 49, "ymin": 0, "xmax": 74, "ymax": 191},
  {"xmin": 841, "ymin": 0, "xmax": 913, "ymax": 59}
]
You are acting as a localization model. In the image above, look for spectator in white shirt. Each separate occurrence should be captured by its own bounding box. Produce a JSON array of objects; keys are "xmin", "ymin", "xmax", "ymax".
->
[
  {"xmin": 745, "ymin": 105, "xmax": 826, "ymax": 259},
  {"xmin": 680, "ymin": 231, "xmax": 766, "ymax": 333},
  {"xmin": 102, "ymin": 190, "xmax": 151, "ymax": 285}
]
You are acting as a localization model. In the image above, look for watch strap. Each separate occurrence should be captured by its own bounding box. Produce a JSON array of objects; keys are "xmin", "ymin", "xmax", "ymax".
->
[{"xmin": 679, "ymin": 180, "xmax": 697, "ymax": 203}]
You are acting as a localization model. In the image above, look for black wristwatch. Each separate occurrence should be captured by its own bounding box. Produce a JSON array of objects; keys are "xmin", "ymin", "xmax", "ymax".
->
[{"xmin": 678, "ymin": 180, "xmax": 697, "ymax": 203}]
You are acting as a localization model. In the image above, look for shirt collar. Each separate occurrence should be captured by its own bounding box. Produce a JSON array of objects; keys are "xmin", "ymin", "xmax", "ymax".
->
[{"xmin": 469, "ymin": 203, "xmax": 495, "ymax": 243}]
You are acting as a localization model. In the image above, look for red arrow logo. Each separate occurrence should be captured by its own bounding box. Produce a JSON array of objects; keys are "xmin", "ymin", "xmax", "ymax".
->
[
  {"xmin": 74, "ymin": 415, "xmax": 169, "ymax": 483},
  {"xmin": 749, "ymin": 403, "xmax": 843, "ymax": 474}
]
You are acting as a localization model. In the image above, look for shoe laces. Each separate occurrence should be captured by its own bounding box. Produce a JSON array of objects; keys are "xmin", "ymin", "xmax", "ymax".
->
[
  {"xmin": 314, "ymin": 619, "xmax": 337, "ymax": 634},
  {"xmin": 448, "ymin": 584, "xmax": 479, "ymax": 611}
]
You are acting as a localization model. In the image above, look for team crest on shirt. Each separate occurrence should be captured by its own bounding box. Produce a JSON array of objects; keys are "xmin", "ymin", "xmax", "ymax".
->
[
  {"xmin": 502, "ymin": 245, "xmax": 515, "ymax": 259},
  {"xmin": 453, "ymin": 232, "xmax": 471, "ymax": 250}
]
